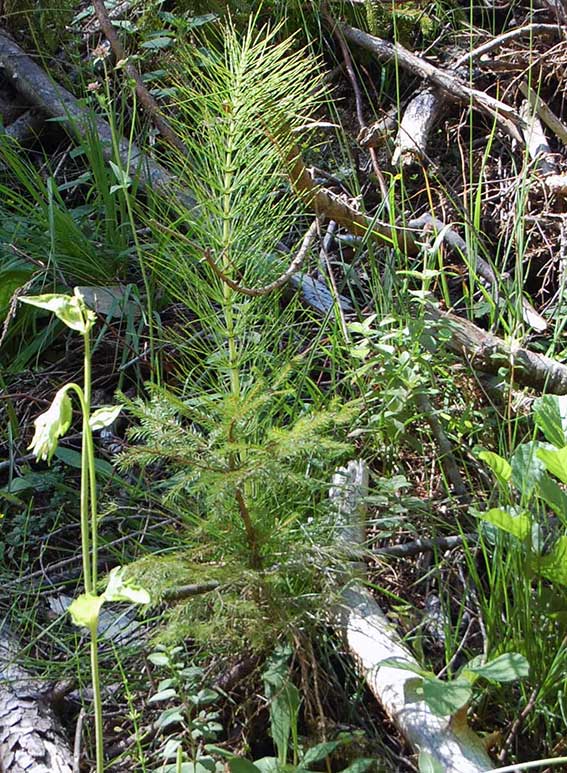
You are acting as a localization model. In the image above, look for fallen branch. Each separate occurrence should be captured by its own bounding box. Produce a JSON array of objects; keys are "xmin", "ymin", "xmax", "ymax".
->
[
  {"xmin": 519, "ymin": 99, "xmax": 557, "ymax": 175},
  {"xmin": 330, "ymin": 461, "xmax": 493, "ymax": 772},
  {"xmin": 391, "ymin": 88, "xmax": 443, "ymax": 167},
  {"xmin": 408, "ymin": 214, "xmax": 547, "ymax": 332},
  {"xmin": 427, "ymin": 304, "xmax": 567, "ymax": 394},
  {"xmin": 92, "ymin": 0, "xmax": 187, "ymax": 154},
  {"xmin": 374, "ymin": 533, "xmax": 477, "ymax": 558},
  {"xmin": 0, "ymin": 30, "xmax": 194, "ymax": 205},
  {"xmin": 337, "ymin": 22, "xmax": 525, "ymax": 144},
  {"xmin": 519, "ymin": 82, "xmax": 567, "ymax": 147}
]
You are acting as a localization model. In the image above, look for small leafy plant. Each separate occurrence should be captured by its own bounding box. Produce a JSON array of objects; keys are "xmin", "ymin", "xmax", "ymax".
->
[
  {"xmin": 477, "ymin": 393, "xmax": 567, "ymax": 590},
  {"xmin": 147, "ymin": 645, "xmax": 223, "ymax": 773},
  {"xmin": 20, "ymin": 289, "xmax": 149, "ymax": 773},
  {"xmin": 220, "ymin": 644, "xmax": 374, "ymax": 773},
  {"xmin": 379, "ymin": 651, "xmax": 529, "ymax": 718}
]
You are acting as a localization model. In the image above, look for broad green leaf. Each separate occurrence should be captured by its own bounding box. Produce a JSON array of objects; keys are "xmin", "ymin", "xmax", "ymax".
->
[
  {"xmin": 28, "ymin": 386, "xmax": 73, "ymax": 463},
  {"xmin": 147, "ymin": 652, "xmax": 170, "ymax": 667},
  {"xmin": 68, "ymin": 593, "xmax": 104, "ymax": 629},
  {"xmin": 477, "ymin": 450, "xmax": 511, "ymax": 485},
  {"xmin": 103, "ymin": 566, "xmax": 150, "ymax": 605},
  {"xmin": 89, "ymin": 404, "xmax": 123, "ymax": 430},
  {"xmin": 538, "ymin": 536, "xmax": 567, "ymax": 587},
  {"xmin": 537, "ymin": 474, "xmax": 567, "ymax": 525},
  {"xmin": 339, "ymin": 761, "xmax": 375, "ymax": 773},
  {"xmin": 252, "ymin": 758, "xmax": 283, "ymax": 773},
  {"xmin": 481, "ymin": 508, "xmax": 531, "ymax": 541},
  {"xmin": 155, "ymin": 706, "xmax": 184, "ymax": 730},
  {"xmin": 141, "ymin": 35, "xmax": 174, "ymax": 49},
  {"xmin": 377, "ymin": 657, "xmax": 429, "ymax": 677},
  {"xmin": 270, "ymin": 682, "xmax": 300, "ymax": 763},
  {"xmin": 421, "ymin": 677, "xmax": 472, "ymax": 717},
  {"xmin": 302, "ymin": 741, "xmax": 341, "ymax": 767},
  {"xmin": 20, "ymin": 292, "xmax": 93, "ymax": 333},
  {"xmin": 148, "ymin": 688, "xmax": 177, "ymax": 703},
  {"xmin": 418, "ymin": 751, "xmax": 444, "ymax": 773},
  {"xmin": 533, "ymin": 395, "xmax": 567, "ymax": 447},
  {"xmin": 464, "ymin": 653, "xmax": 529, "ymax": 683},
  {"xmin": 228, "ymin": 760, "xmax": 263, "ymax": 773},
  {"xmin": 537, "ymin": 446, "xmax": 567, "ymax": 485},
  {"xmin": 511, "ymin": 442, "xmax": 545, "ymax": 496},
  {"xmin": 54, "ymin": 447, "xmax": 116, "ymax": 479}
]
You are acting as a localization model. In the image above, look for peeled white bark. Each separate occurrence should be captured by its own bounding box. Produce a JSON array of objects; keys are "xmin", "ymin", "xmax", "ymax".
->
[{"xmin": 330, "ymin": 461, "xmax": 494, "ymax": 773}]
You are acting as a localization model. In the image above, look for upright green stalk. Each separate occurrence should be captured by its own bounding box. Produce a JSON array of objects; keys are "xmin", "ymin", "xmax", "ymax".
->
[{"xmin": 221, "ymin": 103, "xmax": 241, "ymax": 400}]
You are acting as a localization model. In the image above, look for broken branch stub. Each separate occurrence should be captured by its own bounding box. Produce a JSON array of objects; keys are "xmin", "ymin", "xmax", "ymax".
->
[{"xmin": 330, "ymin": 461, "xmax": 493, "ymax": 772}]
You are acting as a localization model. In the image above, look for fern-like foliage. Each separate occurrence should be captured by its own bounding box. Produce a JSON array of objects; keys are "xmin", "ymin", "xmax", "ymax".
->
[{"xmin": 119, "ymin": 377, "xmax": 355, "ymax": 562}]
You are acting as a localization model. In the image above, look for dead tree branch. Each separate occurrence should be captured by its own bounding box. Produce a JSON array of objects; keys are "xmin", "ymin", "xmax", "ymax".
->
[
  {"xmin": 92, "ymin": 0, "xmax": 186, "ymax": 154},
  {"xmin": 427, "ymin": 304, "xmax": 567, "ymax": 394}
]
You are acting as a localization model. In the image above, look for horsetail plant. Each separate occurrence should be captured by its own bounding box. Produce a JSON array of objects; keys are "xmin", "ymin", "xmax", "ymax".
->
[{"xmin": 20, "ymin": 288, "xmax": 149, "ymax": 773}]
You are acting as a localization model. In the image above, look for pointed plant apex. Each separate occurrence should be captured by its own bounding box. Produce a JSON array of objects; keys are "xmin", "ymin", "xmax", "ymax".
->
[
  {"xmin": 28, "ymin": 385, "xmax": 74, "ymax": 463},
  {"xmin": 20, "ymin": 290, "xmax": 95, "ymax": 333}
]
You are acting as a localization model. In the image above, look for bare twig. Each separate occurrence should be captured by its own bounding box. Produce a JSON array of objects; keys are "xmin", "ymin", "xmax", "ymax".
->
[
  {"xmin": 374, "ymin": 533, "xmax": 477, "ymax": 558},
  {"xmin": 203, "ymin": 220, "xmax": 319, "ymax": 296},
  {"xmin": 163, "ymin": 581, "xmax": 221, "ymax": 602},
  {"xmin": 415, "ymin": 392, "xmax": 468, "ymax": 498}
]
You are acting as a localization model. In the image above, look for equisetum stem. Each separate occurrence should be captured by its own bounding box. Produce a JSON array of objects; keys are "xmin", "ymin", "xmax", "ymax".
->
[{"xmin": 89, "ymin": 623, "xmax": 104, "ymax": 773}]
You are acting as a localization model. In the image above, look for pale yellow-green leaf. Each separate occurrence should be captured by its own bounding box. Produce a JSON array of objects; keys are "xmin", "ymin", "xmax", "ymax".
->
[
  {"xmin": 103, "ymin": 566, "xmax": 151, "ymax": 605},
  {"xmin": 481, "ymin": 508, "xmax": 531, "ymax": 540},
  {"xmin": 68, "ymin": 593, "xmax": 104, "ymax": 629},
  {"xmin": 89, "ymin": 404, "xmax": 123, "ymax": 431},
  {"xmin": 20, "ymin": 293, "xmax": 91, "ymax": 333},
  {"xmin": 28, "ymin": 386, "xmax": 74, "ymax": 463},
  {"xmin": 537, "ymin": 446, "xmax": 567, "ymax": 485}
]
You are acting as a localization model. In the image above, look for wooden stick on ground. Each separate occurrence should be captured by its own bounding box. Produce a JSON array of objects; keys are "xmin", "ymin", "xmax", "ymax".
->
[
  {"xmin": 92, "ymin": 0, "xmax": 187, "ymax": 154},
  {"xmin": 337, "ymin": 22, "xmax": 526, "ymax": 145},
  {"xmin": 427, "ymin": 304, "xmax": 567, "ymax": 394},
  {"xmin": 330, "ymin": 461, "xmax": 493, "ymax": 772}
]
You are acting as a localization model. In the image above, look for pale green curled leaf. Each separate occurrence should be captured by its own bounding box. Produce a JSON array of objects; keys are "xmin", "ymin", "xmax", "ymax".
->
[
  {"xmin": 511, "ymin": 441, "xmax": 545, "ymax": 496},
  {"xmin": 481, "ymin": 508, "xmax": 531, "ymax": 541},
  {"xmin": 28, "ymin": 385, "xmax": 74, "ymax": 463},
  {"xmin": 301, "ymin": 740, "xmax": 341, "ymax": 767},
  {"xmin": 20, "ymin": 291, "xmax": 94, "ymax": 333},
  {"xmin": 103, "ymin": 566, "xmax": 151, "ymax": 605},
  {"xmin": 421, "ymin": 677, "xmax": 472, "ymax": 717},
  {"xmin": 533, "ymin": 395, "xmax": 567, "ymax": 448},
  {"xmin": 538, "ymin": 536, "xmax": 567, "ymax": 587},
  {"xmin": 246, "ymin": 759, "xmax": 282, "ymax": 773},
  {"xmin": 89, "ymin": 404, "xmax": 123, "ymax": 431},
  {"xmin": 377, "ymin": 657, "xmax": 430, "ymax": 678},
  {"xmin": 463, "ymin": 653, "xmax": 530, "ymax": 683},
  {"xmin": 418, "ymin": 751, "xmax": 445, "ymax": 773},
  {"xmin": 477, "ymin": 450, "xmax": 511, "ymax": 485},
  {"xmin": 228, "ymin": 759, "xmax": 263, "ymax": 773},
  {"xmin": 537, "ymin": 446, "xmax": 567, "ymax": 485},
  {"xmin": 538, "ymin": 474, "xmax": 567, "ymax": 525},
  {"xmin": 68, "ymin": 593, "xmax": 104, "ymax": 629}
]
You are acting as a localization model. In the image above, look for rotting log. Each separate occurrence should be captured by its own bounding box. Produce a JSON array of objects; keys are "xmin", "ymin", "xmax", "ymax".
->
[
  {"xmin": 330, "ymin": 461, "xmax": 494, "ymax": 772},
  {"xmin": 0, "ymin": 30, "xmax": 195, "ymax": 206},
  {"xmin": 427, "ymin": 304, "xmax": 567, "ymax": 394},
  {"xmin": 0, "ymin": 626, "xmax": 73, "ymax": 772}
]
